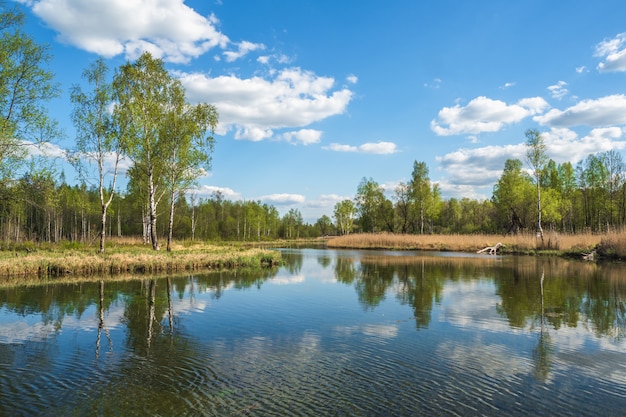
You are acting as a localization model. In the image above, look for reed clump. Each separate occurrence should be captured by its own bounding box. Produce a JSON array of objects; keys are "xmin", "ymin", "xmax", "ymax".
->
[{"xmin": 326, "ymin": 231, "xmax": 608, "ymax": 256}]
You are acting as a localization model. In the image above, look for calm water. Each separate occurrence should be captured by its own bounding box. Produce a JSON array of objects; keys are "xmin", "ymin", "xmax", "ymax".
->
[{"xmin": 1, "ymin": 248, "xmax": 625, "ymax": 416}]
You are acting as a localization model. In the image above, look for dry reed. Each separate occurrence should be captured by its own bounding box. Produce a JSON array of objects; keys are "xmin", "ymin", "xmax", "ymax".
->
[{"xmin": 326, "ymin": 231, "xmax": 613, "ymax": 256}]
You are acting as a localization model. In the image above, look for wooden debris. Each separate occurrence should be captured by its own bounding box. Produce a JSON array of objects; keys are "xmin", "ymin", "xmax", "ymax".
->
[
  {"xmin": 582, "ymin": 250, "xmax": 596, "ymax": 261},
  {"xmin": 477, "ymin": 242, "xmax": 505, "ymax": 255}
]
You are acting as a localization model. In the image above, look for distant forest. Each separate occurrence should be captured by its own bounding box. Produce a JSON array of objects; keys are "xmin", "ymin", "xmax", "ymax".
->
[
  {"xmin": 2, "ymin": 4, "xmax": 626, "ymax": 246},
  {"xmin": 1, "ymin": 148, "xmax": 625, "ymax": 244}
]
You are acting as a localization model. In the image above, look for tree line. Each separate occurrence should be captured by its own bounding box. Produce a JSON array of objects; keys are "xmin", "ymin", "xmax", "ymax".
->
[
  {"xmin": 337, "ymin": 144, "xmax": 626, "ymax": 236},
  {"xmin": 2, "ymin": 4, "xmax": 626, "ymax": 249}
]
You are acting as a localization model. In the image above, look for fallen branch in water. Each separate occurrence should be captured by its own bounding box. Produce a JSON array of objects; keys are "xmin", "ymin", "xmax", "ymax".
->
[{"xmin": 477, "ymin": 242, "xmax": 505, "ymax": 255}]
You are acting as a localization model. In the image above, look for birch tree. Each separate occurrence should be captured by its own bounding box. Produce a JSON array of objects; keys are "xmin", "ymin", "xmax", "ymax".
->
[
  {"xmin": 113, "ymin": 52, "xmax": 176, "ymax": 250},
  {"xmin": 525, "ymin": 129, "xmax": 548, "ymax": 244},
  {"xmin": 0, "ymin": 3, "xmax": 60, "ymax": 183},
  {"xmin": 70, "ymin": 58, "xmax": 123, "ymax": 253},
  {"xmin": 161, "ymin": 97, "xmax": 218, "ymax": 251}
]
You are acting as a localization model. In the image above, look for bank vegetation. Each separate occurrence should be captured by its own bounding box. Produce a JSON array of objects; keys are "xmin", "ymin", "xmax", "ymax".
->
[
  {"xmin": 327, "ymin": 231, "xmax": 626, "ymax": 259},
  {"xmin": 0, "ymin": 238, "xmax": 281, "ymax": 279}
]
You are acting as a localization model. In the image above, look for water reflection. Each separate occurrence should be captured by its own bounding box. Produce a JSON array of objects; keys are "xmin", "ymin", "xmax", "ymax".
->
[
  {"xmin": 293, "ymin": 249, "xmax": 626, "ymax": 340},
  {"xmin": 0, "ymin": 250, "xmax": 625, "ymax": 415}
]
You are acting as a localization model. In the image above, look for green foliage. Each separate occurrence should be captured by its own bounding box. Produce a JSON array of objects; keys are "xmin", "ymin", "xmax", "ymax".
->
[{"xmin": 0, "ymin": 3, "xmax": 61, "ymax": 183}]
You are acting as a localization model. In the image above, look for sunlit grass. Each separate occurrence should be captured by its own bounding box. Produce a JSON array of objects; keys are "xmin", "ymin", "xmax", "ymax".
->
[{"xmin": 0, "ymin": 238, "xmax": 281, "ymax": 278}]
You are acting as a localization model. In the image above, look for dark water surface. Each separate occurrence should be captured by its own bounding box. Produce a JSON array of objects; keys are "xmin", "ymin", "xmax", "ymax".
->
[{"xmin": 1, "ymin": 248, "xmax": 625, "ymax": 416}]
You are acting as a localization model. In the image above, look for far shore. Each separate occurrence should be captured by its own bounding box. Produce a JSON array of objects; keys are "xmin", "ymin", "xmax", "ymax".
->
[
  {"xmin": 1, "ymin": 231, "xmax": 623, "ymax": 283},
  {"xmin": 325, "ymin": 231, "xmax": 626, "ymax": 260}
]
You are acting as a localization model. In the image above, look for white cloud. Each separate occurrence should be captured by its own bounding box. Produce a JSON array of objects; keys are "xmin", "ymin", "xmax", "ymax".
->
[
  {"xmin": 347, "ymin": 74, "xmax": 358, "ymax": 84},
  {"xmin": 324, "ymin": 143, "xmax": 357, "ymax": 152},
  {"xmin": 436, "ymin": 179, "xmax": 489, "ymax": 200},
  {"xmin": 547, "ymin": 80, "xmax": 568, "ymax": 100},
  {"xmin": 305, "ymin": 194, "xmax": 347, "ymax": 209},
  {"xmin": 323, "ymin": 141, "xmax": 397, "ymax": 154},
  {"xmin": 431, "ymin": 96, "xmax": 549, "ymax": 136},
  {"xmin": 23, "ymin": 0, "xmax": 230, "ymax": 63},
  {"xmin": 576, "ymin": 66, "xmax": 587, "ymax": 74},
  {"xmin": 542, "ymin": 127, "xmax": 626, "ymax": 163},
  {"xmin": 436, "ymin": 127, "xmax": 626, "ymax": 192},
  {"xmin": 279, "ymin": 129, "xmax": 322, "ymax": 145},
  {"xmin": 223, "ymin": 40, "xmax": 265, "ymax": 62},
  {"xmin": 595, "ymin": 33, "xmax": 626, "ymax": 72},
  {"xmin": 500, "ymin": 82, "xmax": 516, "ymax": 89},
  {"xmin": 259, "ymin": 193, "xmax": 306, "ymax": 205},
  {"xmin": 178, "ymin": 68, "xmax": 353, "ymax": 141},
  {"xmin": 23, "ymin": 140, "xmax": 67, "ymax": 159},
  {"xmin": 534, "ymin": 94, "xmax": 626, "ymax": 127},
  {"xmin": 437, "ymin": 144, "xmax": 527, "ymax": 186},
  {"xmin": 424, "ymin": 78, "xmax": 442, "ymax": 88},
  {"xmin": 193, "ymin": 185, "xmax": 242, "ymax": 200}
]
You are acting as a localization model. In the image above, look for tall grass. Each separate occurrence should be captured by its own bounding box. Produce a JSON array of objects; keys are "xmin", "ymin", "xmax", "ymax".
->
[
  {"xmin": 326, "ymin": 231, "xmax": 617, "ymax": 256},
  {"xmin": 0, "ymin": 239, "xmax": 281, "ymax": 278}
]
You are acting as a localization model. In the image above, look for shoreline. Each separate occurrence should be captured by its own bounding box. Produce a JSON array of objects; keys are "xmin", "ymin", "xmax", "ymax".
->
[
  {"xmin": 325, "ymin": 232, "xmax": 626, "ymax": 260},
  {"xmin": 1, "ymin": 231, "xmax": 624, "ymax": 282},
  {"xmin": 0, "ymin": 240, "xmax": 282, "ymax": 280}
]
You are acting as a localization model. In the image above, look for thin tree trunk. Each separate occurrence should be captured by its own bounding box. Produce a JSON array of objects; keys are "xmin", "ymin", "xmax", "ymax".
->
[
  {"xmin": 166, "ymin": 186, "xmax": 176, "ymax": 252},
  {"xmin": 537, "ymin": 182, "xmax": 544, "ymax": 245},
  {"xmin": 148, "ymin": 165, "xmax": 160, "ymax": 250},
  {"xmin": 100, "ymin": 204, "xmax": 107, "ymax": 253}
]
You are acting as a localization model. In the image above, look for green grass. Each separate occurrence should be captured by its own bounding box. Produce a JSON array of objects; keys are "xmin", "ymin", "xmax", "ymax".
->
[{"xmin": 0, "ymin": 238, "xmax": 282, "ymax": 279}]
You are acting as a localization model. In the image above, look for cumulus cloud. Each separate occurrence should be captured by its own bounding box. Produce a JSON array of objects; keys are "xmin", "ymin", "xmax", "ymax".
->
[
  {"xmin": 436, "ymin": 127, "xmax": 626, "ymax": 193},
  {"xmin": 259, "ymin": 193, "xmax": 306, "ymax": 205},
  {"xmin": 431, "ymin": 96, "xmax": 549, "ymax": 136},
  {"xmin": 305, "ymin": 194, "xmax": 347, "ymax": 209},
  {"xmin": 595, "ymin": 33, "xmax": 626, "ymax": 72},
  {"xmin": 22, "ymin": 140, "xmax": 67, "ymax": 159},
  {"xmin": 436, "ymin": 144, "xmax": 527, "ymax": 186},
  {"xmin": 178, "ymin": 68, "xmax": 353, "ymax": 141},
  {"xmin": 279, "ymin": 129, "xmax": 322, "ymax": 145},
  {"xmin": 534, "ymin": 94, "xmax": 626, "ymax": 127},
  {"xmin": 347, "ymin": 74, "xmax": 358, "ymax": 84},
  {"xmin": 322, "ymin": 141, "xmax": 397, "ymax": 154},
  {"xmin": 193, "ymin": 185, "xmax": 242, "ymax": 199},
  {"xmin": 542, "ymin": 127, "xmax": 626, "ymax": 163},
  {"xmin": 547, "ymin": 80, "xmax": 568, "ymax": 100},
  {"xmin": 223, "ymin": 40, "xmax": 265, "ymax": 62},
  {"xmin": 21, "ymin": 0, "xmax": 230, "ymax": 63}
]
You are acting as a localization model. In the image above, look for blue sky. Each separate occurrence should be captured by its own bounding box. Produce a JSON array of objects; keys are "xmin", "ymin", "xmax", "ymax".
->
[{"xmin": 13, "ymin": 0, "xmax": 626, "ymax": 222}]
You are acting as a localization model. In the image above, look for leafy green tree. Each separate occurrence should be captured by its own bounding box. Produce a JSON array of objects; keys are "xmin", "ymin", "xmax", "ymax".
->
[
  {"xmin": 315, "ymin": 214, "xmax": 333, "ymax": 236},
  {"xmin": 492, "ymin": 158, "xmax": 535, "ymax": 233},
  {"xmin": 600, "ymin": 150, "xmax": 624, "ymax": 230},
  {"xmin": 354, "ymin": 177, "xmax": 387, "ymax": 233},
  {"xmin": 160, "ymin": 82, "xmax": 218, "ymax": 251},
  {"xmin": 282, "ymin": 208, "xmax": 303, "ymax": 239},
  {"xmin": 70, "ymin": 58, "xmax": 122, "ymax": 253},
  {"xmin": 333, "ymin": 199, "xmax": 356, "ymax": 235},
  {"xmin": 409, "ymin": 161, "xmax": 432, "ymax": 234},
  {"xmin": 525, "ymin": 129, "xmax": 548, "ymax": 243},
  {"xmin": 393, "ymin": 182, "xmax": 411, "ymax": 233},
  {"xmin": 113, "ymin": 52, "xmax": 180, "ymax": 250},
  {"xmin": 0, "ymin": 3, "xmax": 61, "ymax": 183},
  {"xmin": 557, "ymin": 161, "xmax": 577, "ymax": 232}
]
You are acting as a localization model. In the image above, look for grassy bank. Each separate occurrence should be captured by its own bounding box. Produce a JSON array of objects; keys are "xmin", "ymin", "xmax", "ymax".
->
[
  {"xmin": 326, "ymin": 231, "xmax": 626, "ymax": 259},
  {"xmin": 0, "ymin": 238, "xmax": 281, "ymax": 278}
]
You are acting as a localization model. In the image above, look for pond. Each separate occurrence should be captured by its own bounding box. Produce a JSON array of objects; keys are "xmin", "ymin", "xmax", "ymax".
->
[{"xmin": 1, "ymin": 248, "xmax": 625, "ymax": 416}]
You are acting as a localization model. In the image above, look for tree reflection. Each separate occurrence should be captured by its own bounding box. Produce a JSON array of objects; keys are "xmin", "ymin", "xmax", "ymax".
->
[
  {"xmin": 532, "ymin": 268, "xmax": 552, "ymax": 382},
  {"xmin": 96, "ymin": 280, "xmax": 113, "ymax": 358},
  {"xmin": 396, "ymin": 259, "xmax": 444, "ymax": 329}
]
